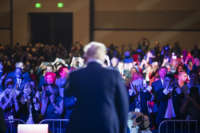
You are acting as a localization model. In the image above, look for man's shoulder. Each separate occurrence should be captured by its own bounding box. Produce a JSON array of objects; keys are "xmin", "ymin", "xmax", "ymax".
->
[
  {"xmin": 7, "ymin": 71, "xmax": 15, "ymax": 76},
  {"xmin": 69, "ymin": 66, "xmax": 87, "ymax": 76},
  {"xmin": 103, "ymin": 67, "xmax": 120, "ymax": 74},
  {"xmin": 152, "ymin": 80, "xmax": 161, "ymax": 86},
  {"xmin": 6, "ymin": 71, "xmax": 15, "ymax": 79},
  {"xmin": 70, "ymin": 66, "xmax": 119, "ymax": 76}
]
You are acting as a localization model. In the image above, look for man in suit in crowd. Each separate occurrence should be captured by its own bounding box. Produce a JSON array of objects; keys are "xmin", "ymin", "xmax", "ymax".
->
[
  {"xmin": 65, "ymin": 41, "xmax": 129, "ymax": 133},
  {"xmin": 7, "ymin": 62, "xmax": 29, "ymax": 91},
  {"xmin": 152, "ymin": 67, "xmax": 168, "ymax": 93},
  {"xmin": 151, "ymin": 67, "xmax": 168, "ymax": 127},
  {"xmin": 153, "ymin": 67, "xmax": 181, "ymax": 125}
]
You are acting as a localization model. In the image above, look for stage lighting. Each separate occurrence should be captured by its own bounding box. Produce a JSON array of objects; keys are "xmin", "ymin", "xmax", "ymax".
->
[
  {"xmin": 35, "ymin": 3, "xmax": 42, "ymax": 8},
  {"xmin": 57, "ymin": 2, "xmax": 64, "ymax": 8}
]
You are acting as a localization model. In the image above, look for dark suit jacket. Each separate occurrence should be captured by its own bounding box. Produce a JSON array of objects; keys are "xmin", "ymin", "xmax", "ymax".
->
[
  {"xmin": 129, "ymin": 91, "xmax": 151, "ymax": 116},
  {"xmin": 152, "ymin": 80, "xmax": 164, "ymax": 93},
  {"xmin": 151, "ymin": 79, "xmax": 164, "ymax": 114},
  {"xmin": 65, "ymin": 61, "xmax": 129, "ymax": 133},
  {"xmin": 7, "ymin": 71, "xmax": 31, "ymax": 82},
  {"xmin": 0, "ymin": 108, "xmax": 6, "ymax": 133},
  {"xmin": 155, "ymin": 85, "xmax": 182, "ymax": 125},
  {"xmin": 7, "ymin": 71, "xmax": 28, "ymax": 91}
]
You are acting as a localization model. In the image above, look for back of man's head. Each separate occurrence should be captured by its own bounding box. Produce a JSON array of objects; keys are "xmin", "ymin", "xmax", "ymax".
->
[{"xmin": 83, "ymin": 41, "xmax": 106, "ymax": 63}]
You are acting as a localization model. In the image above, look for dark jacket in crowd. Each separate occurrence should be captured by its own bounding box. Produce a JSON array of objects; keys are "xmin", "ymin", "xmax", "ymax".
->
[
  {"xmin": 155, "ymin": 85, "xmax": 183, "ymax": 125},
  {"xmin": 129, "ymin": 91, "xmax": 151, "ymax": 116},
  {"xmin": 0, "ymin": 108, "xmax": 6, "ymax": 133}
]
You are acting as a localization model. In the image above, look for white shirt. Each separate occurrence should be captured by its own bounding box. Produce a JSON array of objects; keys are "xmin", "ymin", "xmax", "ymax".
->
[
  {"xmin": 161, "ymin": 79, "xmax": 164, "ymax": 87},
  {"xmin": 17, "ymin": 78, "xmax": 22, "ymax": 87}
]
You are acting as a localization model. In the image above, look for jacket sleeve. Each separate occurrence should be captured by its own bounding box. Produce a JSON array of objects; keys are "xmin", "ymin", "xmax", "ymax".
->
[
  {"xmin": 64, "ymin": 72, "xmax": 75, "ymax": 97},
  {"xmin": 115, "ymin": 71, "xmax": 129, "ymax": 133},
  {"xmin": 0, "ymin": 108, "xmax": 6, "ymax": 133},
  {"xmin": 156, "ymin": 88, "xmax": 169, "ymax": 101}
]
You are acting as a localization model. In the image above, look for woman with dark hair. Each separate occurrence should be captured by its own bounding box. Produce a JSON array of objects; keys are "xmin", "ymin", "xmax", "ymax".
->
[{"xmin": 174, "ymin": 64, "xmax": 186, "ymax": 79}]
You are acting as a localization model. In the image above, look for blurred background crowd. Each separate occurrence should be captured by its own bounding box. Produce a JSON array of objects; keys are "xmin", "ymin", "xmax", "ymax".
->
[{"xmin": 0, "ymin": 38, "xmax": 200, "ymax": 132}]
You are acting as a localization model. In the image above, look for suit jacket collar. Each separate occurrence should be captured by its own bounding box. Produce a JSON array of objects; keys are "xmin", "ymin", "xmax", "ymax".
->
[
  {"xmin": 87, "ymin": 61, "xmax": 103, "ymax": 68},
  {"xmin": 158, "ymin": 79, "xmax": 164, "ymax": 87},
  {"xmin": 87, "ymin": 58, "xmax": 103, "ymax": 65}
]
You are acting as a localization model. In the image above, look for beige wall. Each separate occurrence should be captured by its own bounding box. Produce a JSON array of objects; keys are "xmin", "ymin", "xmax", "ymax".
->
[
  {"xmin": 95, "ymin": 0, "xmax": 200, "ymax": 11},
  {"xmin": 94, "ymin": 0, "xmax": 200, "ymax": 49},
  {"xmin": 0, "ymin": 0, "xmax": 200, "ymax": 49},
  {"xmin": 0, "ymin": 30, "xmax": 10, "ymax": 45},
  {"xmin": 0, "ymin": 0, "xmax": 10, "ymax": 44},
  {"xmin": 94, "ymin": 31, "xmax": 200, "ymax": 50},
  {"xmin": 13, "ymin": 0, "xmax": 90, "ymax": 45}
]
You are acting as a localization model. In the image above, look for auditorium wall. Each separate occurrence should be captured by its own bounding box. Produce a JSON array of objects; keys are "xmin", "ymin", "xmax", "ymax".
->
[
  {"xmin": 94, "ymin": 0, "xmax": 200, "ymax": 49},
  {"xmin": 13, "ymin": 0, "xmax": 90, "ymax": 45},
  {"xmin": 0, "ymin": 0, "xmax": 90, "ymax": 45},
  {"xmin": 0, "ymin": 0, "xmax": 10, "ymax": 45},
  {"xmin": 1, "ymin": 0, "xmax": 200, "ymax": 50}
]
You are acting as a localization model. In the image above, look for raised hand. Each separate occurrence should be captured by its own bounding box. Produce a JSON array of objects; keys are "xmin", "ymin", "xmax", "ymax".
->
[
  {"xmin": 49, "ymin": 95, "xmax": 55, "ymax": 104},
  {"xmin": 0, "ymin": 74, "xmax": 7, "ymax": 84},
  {"xmin": 1, "ymin": 74, "xmax": 7, "ymax": 80}
]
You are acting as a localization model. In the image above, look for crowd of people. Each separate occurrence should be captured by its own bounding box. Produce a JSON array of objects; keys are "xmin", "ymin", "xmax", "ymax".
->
[{"xmin": 0, "ymin": 38, "xmax": 200, "ymax": 132}]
